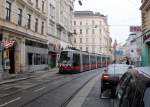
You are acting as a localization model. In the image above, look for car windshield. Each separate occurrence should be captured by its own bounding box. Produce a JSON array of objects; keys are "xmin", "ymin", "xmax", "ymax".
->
[{"xmin": 59, "ymin": 51, "xmax": 71, "ymax": 64}]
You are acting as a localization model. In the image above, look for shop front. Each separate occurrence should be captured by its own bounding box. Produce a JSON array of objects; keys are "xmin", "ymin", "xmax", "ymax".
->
[
  {"xmin": 25, "ymin": 39, "xmax": 48, "ymax": 72},
  {"xmin": 48, "ymin": 43, "xmax": 61, "ymax": 68},
  {"xmin": 0, "ymin": 31, "xmax": 3, "ymax": 72},
  {"xmin": 142, "ymin": 30, "xmax": 150, "ymax": 66}
]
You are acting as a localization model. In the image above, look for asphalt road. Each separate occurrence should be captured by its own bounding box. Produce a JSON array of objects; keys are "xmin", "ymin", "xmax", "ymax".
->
[{"xmin": 0, "ymin": 68, "xmax": 113, "ymax": 107}]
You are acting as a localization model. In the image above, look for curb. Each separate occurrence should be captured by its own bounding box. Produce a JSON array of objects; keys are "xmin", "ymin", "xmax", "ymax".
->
[
  {"xmin": 0, "ymin": 76, "xmax": 34, "ymax": 85},
  {"xmin": 0, "ymin": 68, "xmax": 59, "ymax": 85}
]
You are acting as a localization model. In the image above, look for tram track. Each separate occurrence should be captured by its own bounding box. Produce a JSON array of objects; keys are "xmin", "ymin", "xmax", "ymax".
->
[
  {"xmin": 21, "ymin": 70, "xmax": 100, "ymax": 107},
  {"xmin": 60, "ymin": 72, "xmax": 98, "ymax": 107}
]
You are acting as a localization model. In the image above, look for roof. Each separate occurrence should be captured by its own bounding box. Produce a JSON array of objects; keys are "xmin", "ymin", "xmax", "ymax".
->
[{"xmin": 74, "ymin": 11, "xmax": 106, "ymax": 17}]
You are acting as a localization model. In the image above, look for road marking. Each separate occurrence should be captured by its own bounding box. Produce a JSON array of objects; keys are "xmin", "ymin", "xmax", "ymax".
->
[
  {"xmin": 0, "ymin": 97, "xmax": 21, "ymax": 107},
  {"xmin": 34, "ymin": 87, "xmax": 46, "ymax": 92}
]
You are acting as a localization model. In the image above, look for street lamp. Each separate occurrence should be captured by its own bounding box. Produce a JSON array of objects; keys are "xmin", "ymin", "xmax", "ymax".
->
[
  {"xmin": 78, "ymin": 0, "xmax": 82, "ymax": 6},
  {"xmin": 73, "ymin": 0, "xmax": 83, "ymax": 6}
]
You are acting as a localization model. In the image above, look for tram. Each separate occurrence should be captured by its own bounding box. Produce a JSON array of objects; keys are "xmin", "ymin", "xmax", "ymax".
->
[{"xmin": 58, "ymin": 48, "xmax": 111, "ymax": 73}]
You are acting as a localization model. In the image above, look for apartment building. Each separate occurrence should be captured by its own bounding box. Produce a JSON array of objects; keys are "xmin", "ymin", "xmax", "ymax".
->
[
  {"xmin": 47, "ymin": 0, "xmax": 74, "ymax": 68},
  {"xmin": 73, "ymin": 11, "xmax": 112, "ymax": 55},
  {"xmin": 0, "ymin": 0, "xmax": 48, "ymax": 74},
  {"xmin": 140, "ymin": 0, "xmax": 150, "ymax": 66}
]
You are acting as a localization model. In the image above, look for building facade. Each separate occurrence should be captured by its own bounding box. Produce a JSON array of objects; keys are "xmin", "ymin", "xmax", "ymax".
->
[
  {"xmin": 140, "ymin": 0, "xmax": 150, "ymax": 66},
  {"xmin": 47, "ymin": 0, "xmax": 74, "ymax": 68},
  {"xmin": 73, "ymin": 11, "xmax": 112, "ymax": 55},
  {"xmin": 123, "ymin": 31, "xmax": 142, "ymax": 66},
  {"xmin": 0, "ymin": 0, "xmax": 48, "ymax": 74}
]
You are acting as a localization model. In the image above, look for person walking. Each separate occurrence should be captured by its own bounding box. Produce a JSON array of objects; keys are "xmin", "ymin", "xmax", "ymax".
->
[{"xmin": 126, "ymin": 57, "xmax": 129, "ymax": 65}]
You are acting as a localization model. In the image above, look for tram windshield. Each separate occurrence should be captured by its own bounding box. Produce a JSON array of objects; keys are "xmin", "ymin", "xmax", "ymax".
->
[{"xmin": 59, "ymin": 51, "xmax": 71, "ymax": 64}]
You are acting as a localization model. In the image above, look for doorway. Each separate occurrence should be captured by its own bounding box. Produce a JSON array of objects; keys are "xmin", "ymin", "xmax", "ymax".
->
[
  {"xmin": 9, "ymin": 46, "xmax": 15, "ymax": 74},
  {"xmin": 49, "ymin": 52, "xmax": 57, "ymax": 68}
]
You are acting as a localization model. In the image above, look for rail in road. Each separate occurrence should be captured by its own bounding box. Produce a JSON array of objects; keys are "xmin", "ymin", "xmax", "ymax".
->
[
  {"xmin": 0, "ymin": 68, "xmax": 103, "ymax": 107},
  {"xmin": 60, "ymin": 72, "xmax": 98, "ymax": 107}
]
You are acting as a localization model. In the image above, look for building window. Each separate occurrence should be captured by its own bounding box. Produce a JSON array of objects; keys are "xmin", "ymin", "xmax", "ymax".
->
[
  {"xmin": 35, "ymin": 18, "xmax": 38, "ymax": 32},
  {"xmin": 99, "ymin": 48, "xmax": 101, "ymax": 53},
  {"xmin": 80, "ymin": 21, "xmax": 82, "ymax": 25},
  {"xmin": 99, "ymin": 21, "xmax": 101, "ymax": 25},
  {"xmin": 80, "ymin": 29, "xmax": 82, "ymax": 34},
  {"xmin": 92, "ymin": 20, "xmax": 95, "ymax": 25},
  {"xmin": 86, "ymin": 22, "xmax": 88, "ymax": 25},
  {"xmin": 42, "ymin": 1, "xmax": 44, "ymax": 12},
  {"xmin": 92, "ymin": 38, "xmax": 95, "ymax": 43},
  {"xmin": 86, "ymin": 28, "xmax": 88, "ymax": 34},
  {"xmin": 86, "ymin": 38, "xmax": 88, "ymax": 43},
  {"xmin": 74, "ymin": 29, "xmax": 76, "ymax": 34},
  {"xmin": 18, "ymin": 8, "xmax": 22, "ymax": 25},
  {"xmin": 41, "ymin": 22, "xmax": 44, "ymax": 34},
  {"xmin": 92, "ymin": 29, "xmax": 95, "ymax": 34},
  {"xmin": 99, "ymin": 29, "xmax": 101, "ymax": 34},
  {"xmin": 74, "ymin": 38, "xmax": 76, "ymax": 43},
  {"xmin": 5, "ymin": 1, "xmax": 11, "ymax": 21},
  {"xmin": 27, "ymin": 14, "xmax": 31, "ymax": 29},
  {"xmin": 86, "ymin": 47, "xmax": 88, "ymax": 51},
  {"xmin": 74, "ymin": 21, "xmax": 76, "ymax": 25},
  {"xmin": 36, "ymin": 0, "xmax": 39, "ymax": 9},
  {"xmin": 80, "ymin": 38, "xmax": 82, "ymax": 43},
  {"xmin": 80, "ymin": 47, "xmax": 82, "ymax": 50}
]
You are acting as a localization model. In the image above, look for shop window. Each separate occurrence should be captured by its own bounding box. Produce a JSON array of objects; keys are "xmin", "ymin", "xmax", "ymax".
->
[
  {"xmin": 34, "ymin": 53, "xmax": 40, "ymax": 65},
  {"xmin": 28, "ymin": 53, "xmax": 33, "ymax": 65}
]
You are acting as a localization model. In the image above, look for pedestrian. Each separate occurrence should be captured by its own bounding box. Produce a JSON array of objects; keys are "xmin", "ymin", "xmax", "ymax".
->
[{"xmin": 126, "ymin": 57, "xmax": 129, "ymax": 65}]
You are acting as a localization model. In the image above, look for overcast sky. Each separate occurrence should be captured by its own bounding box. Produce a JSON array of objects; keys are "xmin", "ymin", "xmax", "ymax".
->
[{"xmin": 74, "ymin": 0, "xmax": 141, "ymax": 44}]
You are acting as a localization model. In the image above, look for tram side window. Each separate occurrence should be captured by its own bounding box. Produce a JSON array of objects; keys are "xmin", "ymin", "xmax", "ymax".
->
[
  {"xmin": 83, "ymin": 55, "xmax": 89, "ymax": 65},
  {"xmin": 73, "ymin": 54, "xmax": 80, "ymax": 66}
]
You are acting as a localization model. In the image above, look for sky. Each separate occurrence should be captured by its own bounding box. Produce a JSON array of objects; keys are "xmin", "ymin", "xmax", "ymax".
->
[{"xmin": 74, "ymin": 0, "xmax": 141, "ymax": 44}]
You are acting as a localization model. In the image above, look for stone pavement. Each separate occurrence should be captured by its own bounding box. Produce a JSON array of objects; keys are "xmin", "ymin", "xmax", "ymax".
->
[{"xmin": 0, "ymin": 68, "xmax": 59, "ymax": 85}]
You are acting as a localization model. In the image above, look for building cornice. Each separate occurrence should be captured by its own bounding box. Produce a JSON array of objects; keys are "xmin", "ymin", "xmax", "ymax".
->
[
  {"xmin": 140, "ymin": 0, "xmax": 150, "ymax": 11},
  {"xmin": 17, "ymin": 0, "xmax": 47, "ymax": 20},
  {"xmin": 0, "ymin": 26, "xmax": 47, "ymax": 43}
]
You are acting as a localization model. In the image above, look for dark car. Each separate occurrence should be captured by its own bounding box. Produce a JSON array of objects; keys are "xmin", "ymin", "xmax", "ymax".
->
[
  {"xmin": 100, "ymin": 64, "xmax": 131, "ymax": 97},
  {"xmin": 114, "ymin": 67, "xmax": 150, "ymax": 107}
]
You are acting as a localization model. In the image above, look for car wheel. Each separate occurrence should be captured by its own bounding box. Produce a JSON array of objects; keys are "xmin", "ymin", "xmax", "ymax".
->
[{"xmin": 100, "ymin": 87, "xmax": 104, "ymax": 97}]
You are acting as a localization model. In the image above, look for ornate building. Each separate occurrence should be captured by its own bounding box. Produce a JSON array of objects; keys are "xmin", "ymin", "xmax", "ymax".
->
[
  {"xmin": 73, "ymin": 11, "xmax": 112, "ymax": 55},
  {"xmin": 0, "ymin": 0, "xmax": 48, "ymax": 74}
]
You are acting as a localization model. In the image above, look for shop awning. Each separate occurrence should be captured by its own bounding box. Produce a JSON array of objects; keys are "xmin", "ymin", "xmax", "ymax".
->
[{"xmin": 2, "ymin": 40, "xmax": 15, "ymax": 49}]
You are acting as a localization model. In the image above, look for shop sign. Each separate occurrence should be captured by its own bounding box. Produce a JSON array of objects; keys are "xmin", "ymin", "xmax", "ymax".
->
[
  {"xmin": 143, "ymin": 31, "xmax": 150, "ymax": 42},
  {"xmin": 48, "ymin": 42, "xmax": 61, "ymax": 52},
  {"xmin": 130, "ymin": 26, "xmax": 141, "ymax": 32},
  {"xmin": 48, "ymin": 43, "xmax": 57, "ymax": 52},
  {"xmin": 2, "ymin": 40, "xmax": 15, "ymax": 49}
]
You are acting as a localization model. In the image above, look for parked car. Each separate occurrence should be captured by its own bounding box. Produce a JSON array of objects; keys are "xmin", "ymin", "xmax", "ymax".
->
[
  {"xmin": 100, "ymin": 64, "xmax": 131, "ymax": 97},
  {"xmin": 114, "ymin": 67, "xmax": 150, "ymax": 107}
]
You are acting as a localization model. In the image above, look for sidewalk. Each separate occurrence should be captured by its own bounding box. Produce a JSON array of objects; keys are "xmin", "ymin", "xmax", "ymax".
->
[{"xmin": 0, "ymin": 68, "xmax": 59, "ymax": 85}]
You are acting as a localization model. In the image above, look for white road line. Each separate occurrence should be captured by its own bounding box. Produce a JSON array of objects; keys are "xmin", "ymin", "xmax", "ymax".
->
[
  {"xmin": 0, "ymin": 97, "xmax": 21, "ymax": 107},
  {"xmin": 34, "ymin": 87, "xmax": 46, "ymax": 92}
]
